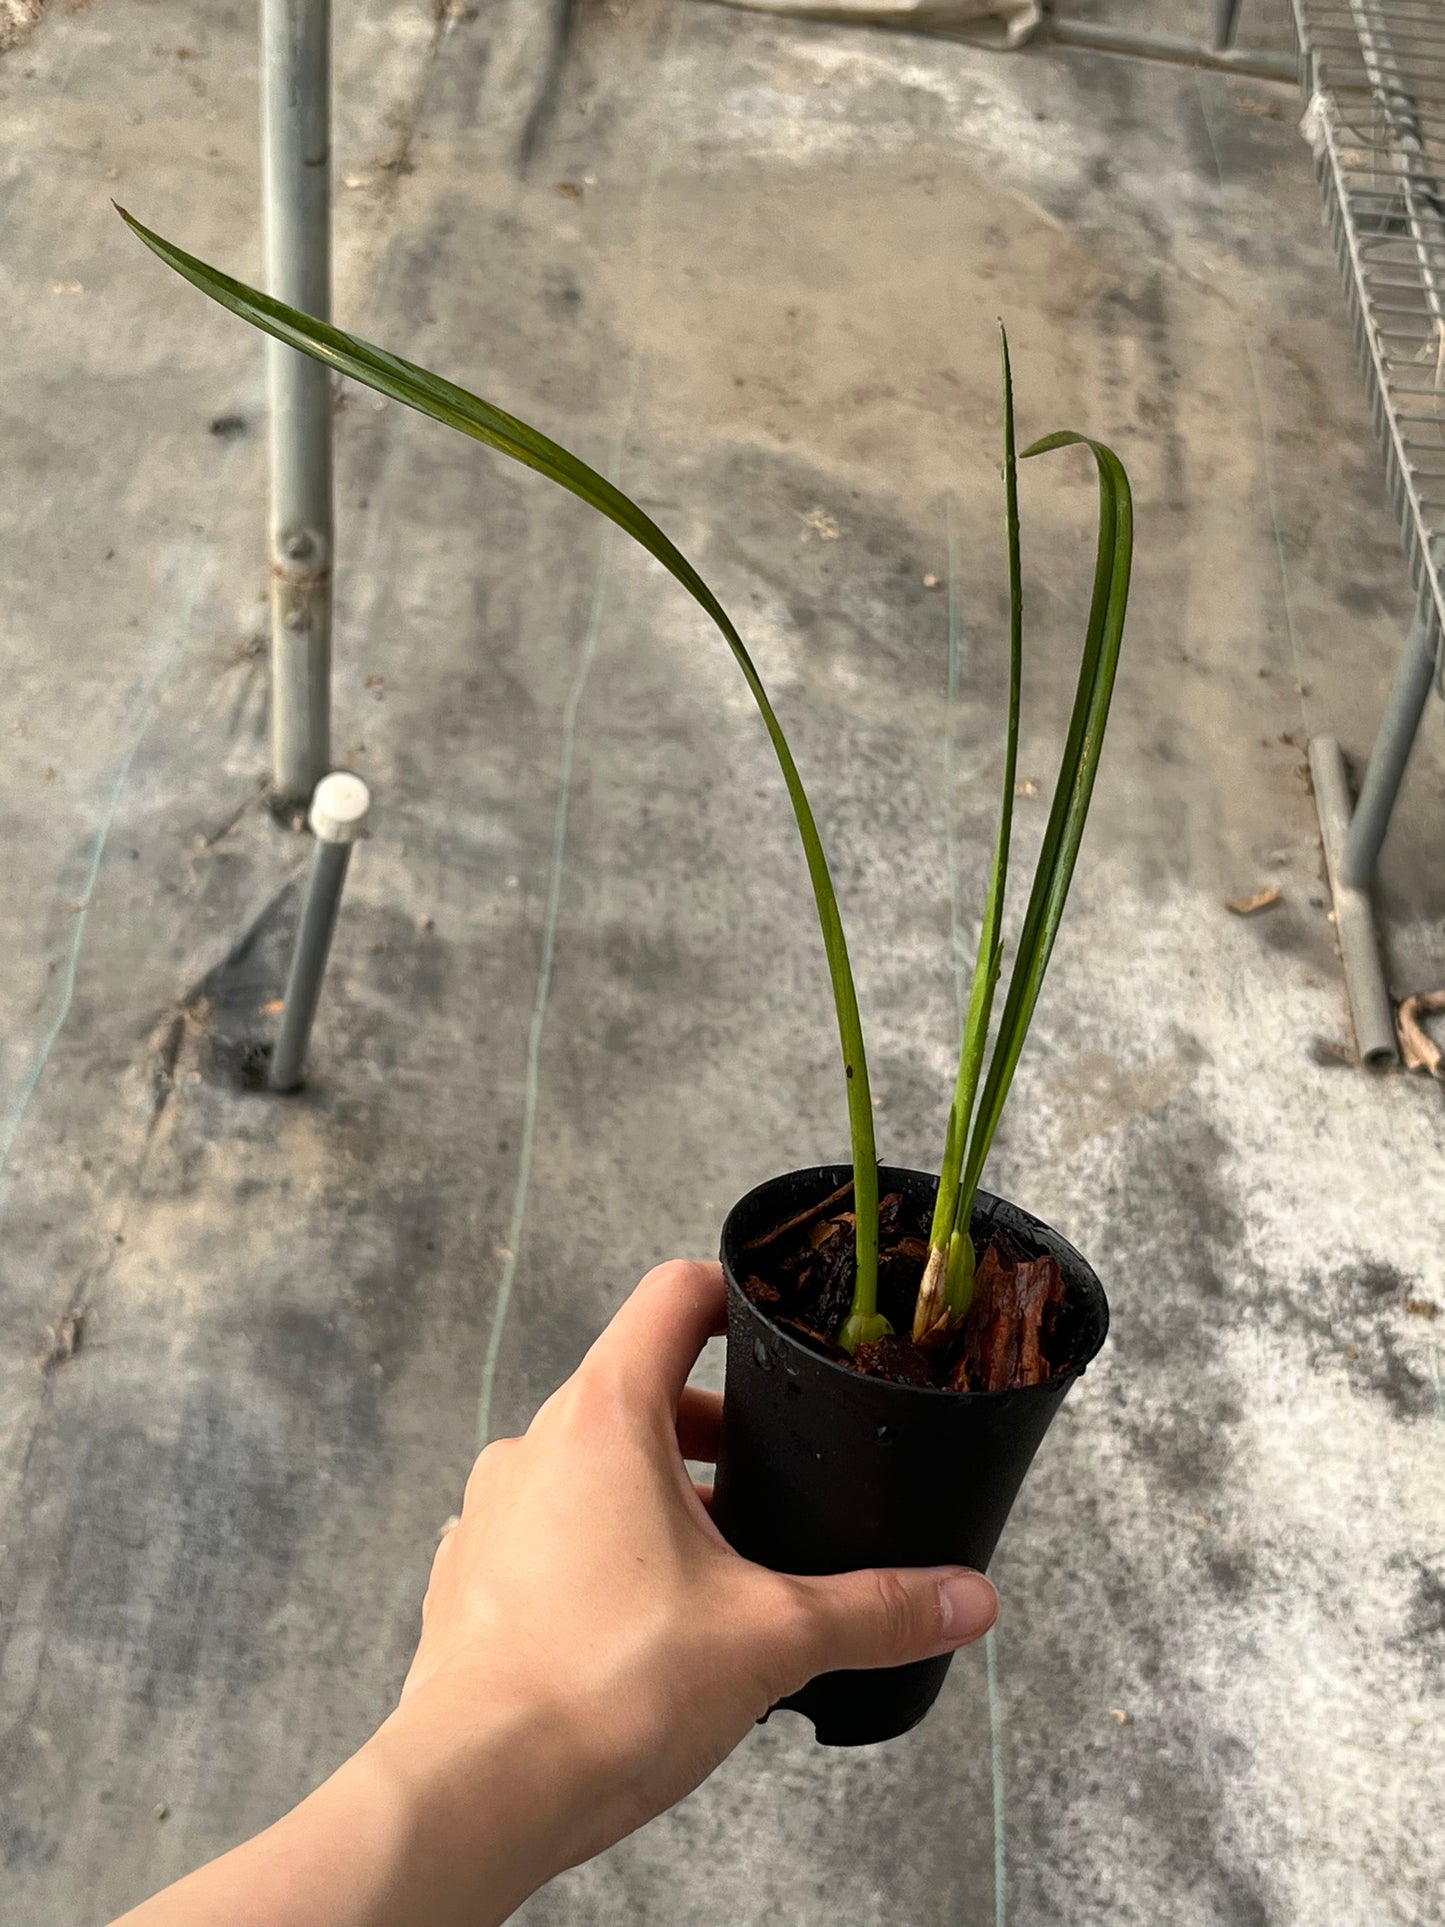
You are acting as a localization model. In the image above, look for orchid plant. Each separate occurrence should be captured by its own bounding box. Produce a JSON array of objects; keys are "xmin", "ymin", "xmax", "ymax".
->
[{"xmin": 121, "ymin": 208, "xmax": 1132, "ymax": 1355}]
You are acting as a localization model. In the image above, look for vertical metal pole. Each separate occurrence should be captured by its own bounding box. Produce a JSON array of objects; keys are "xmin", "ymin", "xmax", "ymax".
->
[
  {"xmin": 1340, "ymin": 592, "xmax": 1440, "ymax": 888},
  {"xmin": 1211, "ymin": 0, "xmax": 1245, "ymax": 52},
  {"xmin": 262, "ymin": 0, "xmax": 333, "ymax": 803},
  {"xmin": 269, "ymin": 772, "xmax": 371, "ymax": 1092},
  {"xmin": 1309, "ymin": 738, "xmax": 1398, "ymax": 1068}
]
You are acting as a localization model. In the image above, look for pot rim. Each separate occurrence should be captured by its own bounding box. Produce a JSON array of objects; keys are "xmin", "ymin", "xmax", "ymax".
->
[{"xmin": 721, "ymin": 1162, "xmax": 1109, "ymax": 1403}]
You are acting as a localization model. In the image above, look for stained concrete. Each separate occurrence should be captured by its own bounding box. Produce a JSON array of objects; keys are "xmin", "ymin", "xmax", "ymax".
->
[{"xmin": 1, "ymin": 3, "xmax": 1443, "ymax": 1924}]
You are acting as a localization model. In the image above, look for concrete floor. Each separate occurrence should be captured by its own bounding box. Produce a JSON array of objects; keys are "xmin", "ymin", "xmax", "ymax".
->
[{"xmin": 2, "ymin": 2, "xmax": 1444, "ymax": 1923}]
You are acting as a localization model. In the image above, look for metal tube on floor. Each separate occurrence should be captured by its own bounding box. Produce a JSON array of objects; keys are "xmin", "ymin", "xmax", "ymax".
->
[
  {"xmin": 1309, "ymin": 736, "xmax": 1398, "ymax": 1069},
  {"xmin": 1340, "ymin": 592, "xmax": 1440, "ymax": 890},
  {"xmin": 1044, "ymin": 16, "xmax": 1297, "ymax": 84},
  {"xmin": 262, "ymin": 0, "xmax": 333, "ymax": 804},
  {"xmin": 269, "ymin": 772, "xmax": 371, "ymax": 1093},
  {"xmin": 1211, "ymin": 0, "xmax": 1244, "ymax": 52}
]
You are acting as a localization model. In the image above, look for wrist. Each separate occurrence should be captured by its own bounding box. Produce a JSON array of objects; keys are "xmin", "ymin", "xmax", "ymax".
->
[{"xmin": 352, "ymin": 1675, "xmax": 606, "ymax": 1927}]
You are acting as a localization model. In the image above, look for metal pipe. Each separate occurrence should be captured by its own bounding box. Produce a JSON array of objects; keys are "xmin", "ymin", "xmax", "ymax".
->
[
  {"xmin": 1212, "ymin": 0, "xmax": 1245, "ymax": 52},
  {"xmin": 1309, "ymin": 736, "xmax": 1398, "ymax": 1068},
  {"xmin": 262, "ymin": 0, "xmax": 333, "ymax": 803},
  {"xmin": 1340, "ymin": 591, "xmax": 1440, "ymax": 886},
  {"xmin": 1045, "ymin": 16, "xmax": 1298, "ymax": 84},
  {"xmin": 269, "ymin": 771, "xmax": 371, "ymax": 1093}
]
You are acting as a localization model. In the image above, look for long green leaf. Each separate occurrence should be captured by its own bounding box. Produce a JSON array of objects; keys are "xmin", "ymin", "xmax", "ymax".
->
[
  {"xmin": 926, "ymin": 333, "xmax": 1024, "ymax": 1273},
  {"xmin": 116, "ymin": 206, "xmax": 880, "ymax": 1310},
  {"xmin": 958, "ymin": 432, "xmax": 1133, "ymax": 1209}
]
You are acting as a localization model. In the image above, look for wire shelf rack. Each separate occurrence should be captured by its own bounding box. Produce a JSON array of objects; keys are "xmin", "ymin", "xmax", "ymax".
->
[{"xmin": 1294, "ymin": 0, "xmax": 1445, "ymax": 679}]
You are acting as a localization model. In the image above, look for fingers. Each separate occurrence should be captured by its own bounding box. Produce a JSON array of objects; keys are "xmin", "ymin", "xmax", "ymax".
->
[
  {"xmin": 586, "ymin": 1260, "xmax": 726, "ymax": 1410},
  {"xmin": 775, "ymin": 1566, "xmax": 998, "ymax": 1686},
  {"xmin": 676, "ymin": 1386, "xmax": 723, "ymax": 1463}
]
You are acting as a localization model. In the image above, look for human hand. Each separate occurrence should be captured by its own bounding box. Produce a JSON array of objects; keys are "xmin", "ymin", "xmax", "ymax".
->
[
  {"xmin": 111, "ymin": 1260, "xmax": 998, "ymax": 1927},
  {"xmin": 371, "ymin": 1260, "xmax": 998, "ymax": 1906}
]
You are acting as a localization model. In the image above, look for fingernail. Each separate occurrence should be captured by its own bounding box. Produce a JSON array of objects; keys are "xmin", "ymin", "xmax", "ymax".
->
[{"xmin": 936, "ymin": 1569, "xmax": 999, "ymax": 1647}]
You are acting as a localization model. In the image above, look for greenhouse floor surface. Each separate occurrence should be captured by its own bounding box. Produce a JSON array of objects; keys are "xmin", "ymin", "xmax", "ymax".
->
[{"xmin": 1, "ymin": 2, "xmax": 1442, "ymax": 1922}]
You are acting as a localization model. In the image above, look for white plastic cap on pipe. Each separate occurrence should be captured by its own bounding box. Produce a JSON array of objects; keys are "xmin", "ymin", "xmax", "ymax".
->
[{"xmin": 309, "ymin": 771, "xmax": 372, "ymax": 845}]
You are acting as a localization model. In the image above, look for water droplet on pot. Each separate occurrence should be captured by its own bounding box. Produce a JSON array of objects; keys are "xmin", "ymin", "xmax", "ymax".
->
[
  {"xmin": 875, "ymin": 1423, "xmax": 896, "ymax": 1444},
  {"xmin": 752, "ymin": 1337, "xmax": 772, "ymax": 1370}
]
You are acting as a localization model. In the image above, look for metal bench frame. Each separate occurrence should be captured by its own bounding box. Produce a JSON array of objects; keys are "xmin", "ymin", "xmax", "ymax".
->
[{"xmin": 1294, "ymin": 0, "xmax": 1445, "ymax": 1064}]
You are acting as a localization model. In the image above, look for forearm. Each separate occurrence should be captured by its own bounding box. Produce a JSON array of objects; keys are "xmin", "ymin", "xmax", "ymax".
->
[{"xmin": 112, "ymin": 1689, "xmax": 584, "ymax": 1927}]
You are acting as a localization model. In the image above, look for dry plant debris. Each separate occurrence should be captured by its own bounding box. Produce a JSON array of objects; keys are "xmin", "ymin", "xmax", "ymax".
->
[
  {"xmin": 1226, "ymin": 887, "xmax": 1283, "ymax": 916},
  {"xmin": 1397, "ymin": 990, "xmax": 1445, "ymax": 1078}
]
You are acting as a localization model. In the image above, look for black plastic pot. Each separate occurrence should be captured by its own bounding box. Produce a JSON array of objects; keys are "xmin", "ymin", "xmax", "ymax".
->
[{"xmin": 712, "ymin": 1164, "xmax": 1108, "ymax": 1747}]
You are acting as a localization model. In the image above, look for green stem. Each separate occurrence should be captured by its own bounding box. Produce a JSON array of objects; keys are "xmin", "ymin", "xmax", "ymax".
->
[
  {"xmin": 916, "ymin": 332, "xmax": 1024, "ymax": 1337},
  {"xmin": 944, "ymin": 1224, "xmax": 976, "ymax": 1317}
]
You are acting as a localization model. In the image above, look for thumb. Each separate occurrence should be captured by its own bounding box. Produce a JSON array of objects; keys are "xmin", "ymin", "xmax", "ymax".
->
[{"xmin": 778, "ymin": 1565, "xmax": 998, "ymax": 1687}]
